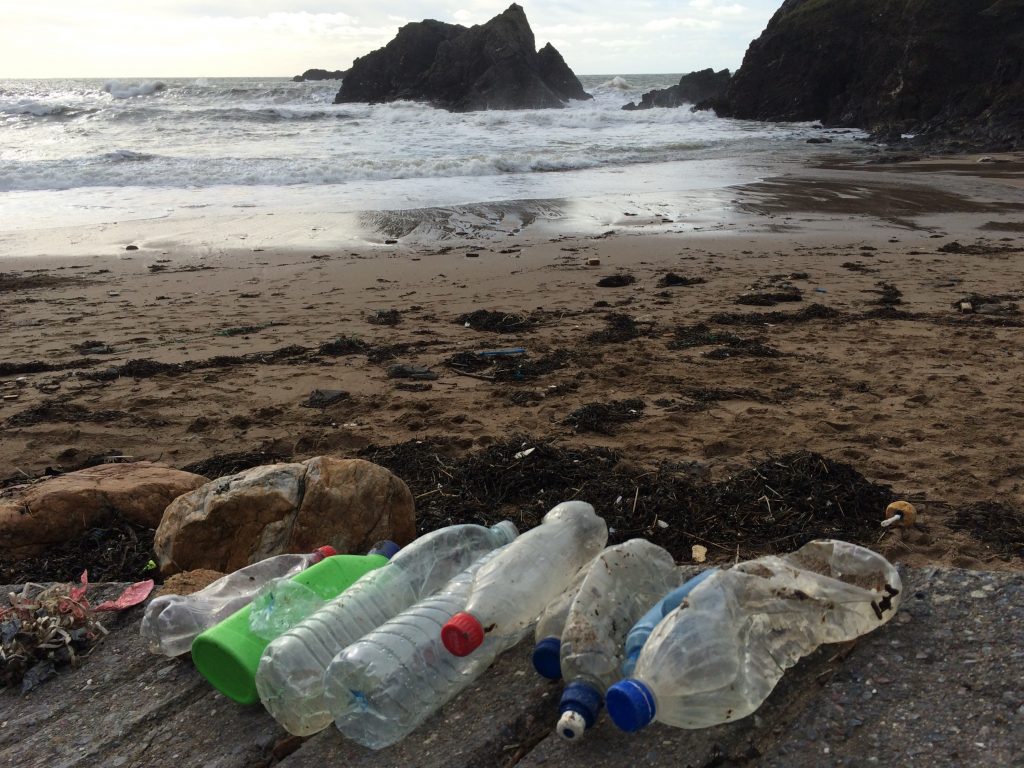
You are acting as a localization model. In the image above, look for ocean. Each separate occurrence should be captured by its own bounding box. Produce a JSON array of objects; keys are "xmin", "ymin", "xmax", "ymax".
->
[{"xmin": 0, "ymin": 75, "xmax": 860, "ymax": 253}]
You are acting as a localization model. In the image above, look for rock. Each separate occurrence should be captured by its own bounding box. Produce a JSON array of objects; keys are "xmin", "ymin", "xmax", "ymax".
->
[
  {"xmin": 335, "ymin": 3, "xmax": 591, "ymax": 112},
  {"xmin": 706, "ymin": 0, "xmax": 1024, "ymax": 150},
  {"xmin": 292, "ymin": 68, "xmax": 347, "ymax": 82},
  {"xmin": 0, "ymin": 462, "xmax": 207, "ymax": 560},
  {"xmin": 154, "ymin": 457, "xmax": 416, "ymax": 575},
  {"xmin": 621, "ymin": 68, "xmax": 731, "ymax": 111}
]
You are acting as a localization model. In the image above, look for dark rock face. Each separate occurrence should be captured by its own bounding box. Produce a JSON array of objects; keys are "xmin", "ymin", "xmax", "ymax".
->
[
  {"xmin": 335, "ymin": 4, "xmax": 591, "ymax": 111},
  {"xmin": 292, "ymin": 69, "xmax": 347, "ymax": 82},
  {"xmin": 622, "ymin": 68, "xmax": 731, "ymax": 111},
  {"xmin": 707, "ymin": 0, "xmax": 1024, "ymax": 149}
]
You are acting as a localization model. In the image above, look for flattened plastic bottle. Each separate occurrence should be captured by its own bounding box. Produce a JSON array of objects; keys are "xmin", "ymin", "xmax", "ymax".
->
[
  {"xmin": 606, "ymin": 540, "xmax": 902, "ymax": 732},
  {"xmin": 441, "ymin": 501, "xmax": 608, "ymax": 657},
  {"xmin": 556, "ymin": 539, "xmax": 678, "ymax": 740},
  {"xmin": 324, "ymin": 547, "xmax": 524, "ymax": 749},
  {"xmin": 256, "ymin": 520, "xmax": 517, "ymax": 736},
  {"xmin": 141, "ymin": 546, "xmax": 338, "ymax": 657}
]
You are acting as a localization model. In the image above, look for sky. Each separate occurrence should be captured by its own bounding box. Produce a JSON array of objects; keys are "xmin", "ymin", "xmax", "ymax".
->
[{"xmin": 0, "ymin": 1, "xmax": 784, "ymax": 78}]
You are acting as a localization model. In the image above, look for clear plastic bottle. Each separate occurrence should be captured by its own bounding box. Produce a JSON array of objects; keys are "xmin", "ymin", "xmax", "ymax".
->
[
  {"xmin": 620, "ymin": 567, "xmax": 719, "ymax": 676},
  {"xmin": 606, "ymin": 540, "xmax": 902, "ymax": 732},
  {"xmin": 442, "ymin": 501, "xmax": 608, "ymax": 657},
  {"xmin": 556, "ymin": 539, "xmax": 678, "ymax": 740},
  {"xmin": 324, "ymin": 547, "xmax": 523, "ymax": 749},
  {"xmin": 141, "ymin": 545, "xmax": 338, "ymax": 657},
  {"xmin": 256, "ymin": 520, "xmax": 518, "ymax": 736},
  {"xmin": 530, "ymin": 559, "xmax": 594, "ymax": 680}
]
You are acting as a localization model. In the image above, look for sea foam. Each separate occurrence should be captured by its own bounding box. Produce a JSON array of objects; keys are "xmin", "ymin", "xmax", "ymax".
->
[{"xmin": 103, "ymin": 80, "xmax": 167, "ymax": 99}]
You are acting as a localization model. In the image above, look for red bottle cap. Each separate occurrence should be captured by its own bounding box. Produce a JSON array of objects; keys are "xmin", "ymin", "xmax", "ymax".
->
[
  {"xmin": 312, "ymin": 545, "xmax": 338, "ymax": 562},
  {"xmin": 441, "ymin": 612, "xmax": 484, "ymax": 656}
]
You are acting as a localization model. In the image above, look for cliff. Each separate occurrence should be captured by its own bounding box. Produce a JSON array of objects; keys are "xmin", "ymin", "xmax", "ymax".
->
[{"xmin": 707, "ymin": 0, "xmax": 1024, "ymax": 149}]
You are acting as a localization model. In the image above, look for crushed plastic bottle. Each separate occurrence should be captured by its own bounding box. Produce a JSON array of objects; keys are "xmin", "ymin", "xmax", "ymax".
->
[
  {"xmin": 324, "ymin": 546, "xmax": 524, "ymax": 749},
  {"xmin": 606, "ymin": 540, "xmax": 902, "ymax": 732},
  {"xmin": 556, "ymin": 539, "xmax": 678, "ymax": 741},
  {"xmin": 190, "ymin": 544, "xmax": 399, "ymax": 705},
  {"xmin": 442, "ymin": 501, "xmax": 608, "ymax": 657},
  {"xmin": 141, "ymin": 545, "xmax": 338, "ymax": 657},
  {"xmin": 256, "ymin": 520, "xmax": 518, "ymax": 736},
  {"xmin": 620, "ymin": 567, "xmax": 719, "ymax": 676}
]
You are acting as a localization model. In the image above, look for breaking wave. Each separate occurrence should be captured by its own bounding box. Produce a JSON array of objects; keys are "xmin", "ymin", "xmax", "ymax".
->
[{"xmin": 103, "ymin": 80, "xmax": 167, "ymax": 99}]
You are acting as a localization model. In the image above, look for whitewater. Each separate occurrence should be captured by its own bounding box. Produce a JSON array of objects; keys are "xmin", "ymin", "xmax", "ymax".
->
[{"xmin": 0, "ymin": 75, "xmax": 860, "ymax": 251}]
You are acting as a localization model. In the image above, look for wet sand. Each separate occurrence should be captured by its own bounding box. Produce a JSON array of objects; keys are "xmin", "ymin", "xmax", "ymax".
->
[{"xmin": 2, "ymin": 152, "xmax": 1023, "ymax": 570}]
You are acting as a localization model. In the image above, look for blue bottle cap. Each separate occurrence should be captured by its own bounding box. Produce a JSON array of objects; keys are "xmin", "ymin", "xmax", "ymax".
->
[
  {"xmin": 606, "ymin": 679, "xmax": 657, "ymax": 732},
  {"xmin": 531, "ymin": 637, "xmax": 563, "ymax": 679},
  {"xmin": 559, "ymin": 681, "xmax": 603, "ymax": 730},
  {"xmin": 368, "ymin": 540, "xmax": 401, "ymax": 559}
]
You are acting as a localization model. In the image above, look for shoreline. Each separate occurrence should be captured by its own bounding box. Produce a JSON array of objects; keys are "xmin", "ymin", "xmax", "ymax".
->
[{"xmin": 2, "ymin": 152, "xmax": 1023, "ymax": 571}]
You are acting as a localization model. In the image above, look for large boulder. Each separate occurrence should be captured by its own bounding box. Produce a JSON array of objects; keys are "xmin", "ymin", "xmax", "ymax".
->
[
  {"xmin": 154, "ymin": 457, "xmax": 416, "ymax": 575},
  {"xmin": 705, "ymin": 0, "xmax": 1024, "ymax": 149},
  {"xmin": 0, "ymin": 462, "xmax": 207, "ymax": 560},
  {"xmin": 335, "ymin": 3, "xmax": 591, "ymax": 111},
  {"xmin": 622, "ymin": 68, "xmax": 731, "ymax": 111}
]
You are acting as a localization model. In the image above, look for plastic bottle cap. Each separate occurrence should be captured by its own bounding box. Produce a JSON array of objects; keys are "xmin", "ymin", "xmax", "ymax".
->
[
  {"xmin": 368, "ymin": 540, "xmax": 401, "ymax": 559},
  {"xmin": 441, "ymin": 612, "xmax": 484, "ymax": 656},
  {"xmin": 557, "ymin": 711, "xmax": 587, "ymax": 741},
  {"xmin": 312, "ymin": 545, "xmax": 338, "ymax": 562},
  {"xmin": 606, "ymin": 679, "xmax": 656, "ymax": 732},
  {"xmin": 559, "ymin": 681, "xmax": 603, "ymax": 730},
  {"xmin": 531, "ymin": 636, "xmax": 563, "ymax": 680}
]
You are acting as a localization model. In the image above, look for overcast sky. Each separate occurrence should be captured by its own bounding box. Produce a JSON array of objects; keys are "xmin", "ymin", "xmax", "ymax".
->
[{"xmin": 1, "ymin": 1, "xmax": 783, "ymax": 78}]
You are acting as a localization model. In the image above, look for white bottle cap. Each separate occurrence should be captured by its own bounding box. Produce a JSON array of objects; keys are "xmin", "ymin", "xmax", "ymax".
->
[{"xmin": 557, "ymin": 710, "xmax": 587, "ymax": 741}]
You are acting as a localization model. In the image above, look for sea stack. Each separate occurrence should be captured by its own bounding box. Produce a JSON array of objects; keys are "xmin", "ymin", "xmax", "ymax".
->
[
  {"xmin": 621, "ymin": 68, "xmax": 731, "ymax": 111},
  {"xmin": 335, "ymin": 3, "xmax": 591, "ymax": 112}
]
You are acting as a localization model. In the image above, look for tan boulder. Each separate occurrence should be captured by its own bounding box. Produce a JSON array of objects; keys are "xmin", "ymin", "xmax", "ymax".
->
[
  {"xmin": 0, "ymin": 462, "xmax": 208, "ymax": 560},
  {"xmin": 154, "ymin": 457, "xmax": 416, "ymax": 575}
]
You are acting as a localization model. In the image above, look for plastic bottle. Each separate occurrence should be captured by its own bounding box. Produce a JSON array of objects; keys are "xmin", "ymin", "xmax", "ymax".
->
[
  {"xmin": 256, "ymin": 520, "xmax": 518, "ymax": 736},
  {"xmin": 324, "ymin": 547, "xmax": 524, "ymax": 749},
  {"xmin": 531, "ymin": 560, "xmax": 594, "ymax": 680},
  {"xmin": 442, "ymin": 501, "xmax": 608, "ymax": 657},
  {"xmin": 606, "ymin": 540, "xmax": 902, "ymax": 732},
  {"xmin": 556, "ymin": 539, "xmax": 679, "ymax": 741},
  {"xmin": 189, "ymin": 543, "xmax": 399, "ymax": 705},
  {"xmin": 141, "ymin": 545, "xmax": 339, "ymax": 657},
  {"xmin": 620, "ymin": 567, "xmax": 719, "ymax": 676}
]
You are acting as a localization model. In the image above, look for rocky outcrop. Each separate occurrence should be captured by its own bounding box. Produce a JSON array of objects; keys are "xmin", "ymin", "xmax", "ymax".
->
[
  {"xmin": 335, "ymin": 4, "xmax": 591, "ymax": 111},
  {"xmin": 154, "ymin": 457, "xmax": 416, "ymax": 575},
  {"xmin": 622, "ymin": 68, "xmax": 731, "ymax": 111},
  {"xmin": 0, "ymin": 462, "xmax": 207, "ymax": 559},
  {"xmin": 706, "ymin": 0, "xmax": 1024, "ymax": 149},
  {"xmin": 292, "ymin": 69, "xmax": 347, "ymax": 82}
]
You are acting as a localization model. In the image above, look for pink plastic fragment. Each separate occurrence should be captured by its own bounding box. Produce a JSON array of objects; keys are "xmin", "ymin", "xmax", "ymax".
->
[
  {"xmin": 70, "ymin": 570, "xmax": 89, "ymax": 602},
  {"xmin": 94, "ymin": 580, "xmax": 155, "ymax": 612}
]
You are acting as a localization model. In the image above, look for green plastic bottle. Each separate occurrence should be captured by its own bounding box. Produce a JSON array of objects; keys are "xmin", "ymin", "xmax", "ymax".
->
[{"xmin": 192, "ymin": 543, "xmax": 398, "ymax": 704}]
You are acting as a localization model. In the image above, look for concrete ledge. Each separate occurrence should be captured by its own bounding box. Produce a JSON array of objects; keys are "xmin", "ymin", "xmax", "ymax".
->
[{"xmin": 1, "ymin": 566, "xmax": 1021, "ymax": 767}]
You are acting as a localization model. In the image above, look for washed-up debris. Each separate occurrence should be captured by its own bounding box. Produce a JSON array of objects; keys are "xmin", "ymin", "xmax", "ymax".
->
[
  {"xmin": 217, "ymin": 322, "xmax": 283, "ymax": 337},
  {"xmin": 734, "ymin": 286, "xmax": 803, "ymax": 306},
  {"xmin": 387, "ymin": 364, "xmax": 439, "ymax": 381},
  {"xmin": 597, "ymin": 274, "xmax": 636, "ymax": 288},
  {"xmin": 318, "ymin": 337, "xmax": 369, "ymax": 356},
  {"xmin": 668, "ymin": 323, "xmax": 743, "ymax": 349},
  {"xmin": 181, "ymin": 444, "xmax": 292, "ymax": 479},
  {"xmin": 881, "ymin": 500, "xmax": 918, "ymax": 528},
  {"xmin": 1, "ymin": 574, "xmax": 152, "ymax": 692},
  {"xmin": 359, "ymin": 441, "xmax": 895, "ymax": 560},
  {"xmin": 704, "ymin": 340, "xmax": 781, "ymax": 360},
  {"xmin": 455, "ymin": 310, "xmax": 538, "ymax": 333},
  {"xmin": 72, "ymin": 340, "xmax": 115, "ymax": 355},
  {"xmin": 586, "ymin": 313, "xmax": 647, "ymax": 343},
  {"xmin": 949, "ymin": 500, "xmax": 1024, "ymax": 558},
  {"xmin": 951, "ymin": 293, "xmax": 1020, "ymax": 315},
  {"xmin": 657, "ymin": 273, "xmax": 706, "ymax": 287},
  {"xmin": 6, "ymin": 400, "xmax": 129, "ymax": 427},
  {"xmin": 476, "ymin": 348, "xmax": 526, "ymax": 357},
  {"xmin": 710, "ymin": 303, "xmax": 841, "ymax": 325},
  {"xmin": 368, "ymin": 309, "xmax": 402, "ymax": 326},
  {"xmin": 444, "ymin": 349, "xmax": 568, "ymax": 381},
  {"xmin": 566, "ymin": 399, "xmax": 646, "ymax": 434},
  {"xmin": 301, "ymin": 389, "xmax": 349, "ymax": 409}
]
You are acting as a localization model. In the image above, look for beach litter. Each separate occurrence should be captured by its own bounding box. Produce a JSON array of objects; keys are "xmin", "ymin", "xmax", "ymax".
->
[
  {"xmin": 597, "ymin": 274, "xmax": 636, "ymax": 287},
  {"xmin": 386, "ymin": 364, "xmax": 439, "ymax": 380}
]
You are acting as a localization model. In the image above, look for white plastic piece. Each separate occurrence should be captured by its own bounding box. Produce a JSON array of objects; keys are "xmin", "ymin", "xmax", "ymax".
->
[{"xmin": 557, "ymin": 711, "xmax": 588, "ymax": 740}]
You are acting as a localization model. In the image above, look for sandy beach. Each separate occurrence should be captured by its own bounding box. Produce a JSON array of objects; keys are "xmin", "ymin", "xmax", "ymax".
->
[{"xmin": 3, "ymin": 152, "xmax": 1023, "ymax": 571}]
